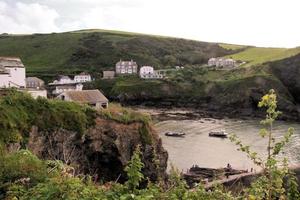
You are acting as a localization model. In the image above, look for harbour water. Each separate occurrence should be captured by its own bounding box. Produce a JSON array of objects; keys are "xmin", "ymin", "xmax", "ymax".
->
[{"xmin": 154, "ymin": 118, "xmax": 300, "ymax": 171}]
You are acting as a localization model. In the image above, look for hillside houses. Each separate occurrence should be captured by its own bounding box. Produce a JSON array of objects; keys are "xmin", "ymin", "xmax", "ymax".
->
[
  {"xmin": 48, "ymin": 72, "xmax": 92, "ymax": 95},
  {"xmin": 139, "ymin": 66, "xmax": 164, "ymax": 79},
  {"xmin": 49, "ymin": 72, "xmax": 92, "ymax": 85},
  {"xmin": 208, "ymin": 57, "xmax": 236, "ymax": 69},
  {"xmin": 57, "ymin": 90, "xmax": 108, "ymax": 109},
  {"xmin": 52, "ymin": 83, "xmax": 83, "ymax": 95},
  {"xmin": 0, "ymin": 57, "xmax": 47, "ymax": 98},
  {"xmin": 74, "ymin": 72, "xmax": 92, "ymax": 83},
  {"xmin": 115, "ymin": 60, "xmax": 138, "ymax": 74}
]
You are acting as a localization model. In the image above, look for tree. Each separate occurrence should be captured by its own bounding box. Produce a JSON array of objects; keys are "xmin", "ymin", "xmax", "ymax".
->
[
  {"xmin": 230, "ymin": 89, "xmax": 299, "ymax": 199},
  {"xmin": 124, "ymin": 145, "xmax": 144, "ymax": 192}
]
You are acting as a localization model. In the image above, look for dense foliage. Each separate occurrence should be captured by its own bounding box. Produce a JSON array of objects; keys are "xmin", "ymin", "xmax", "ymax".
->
[{"xmin": 0, "ymin": 90, "xmax": 96, "ymax": 144}]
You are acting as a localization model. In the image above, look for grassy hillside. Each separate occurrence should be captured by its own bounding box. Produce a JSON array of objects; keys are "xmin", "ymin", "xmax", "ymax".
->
[
  {"xmin": 0, "ymin": 30, "xmax": 237, "ymax": 80},
  {"xmin": 0, "ymin": 29, "xmax": 299, "ymax": 80},
  {"xmin": 225, "ymin": 47, "xmax": 300, "ymax": 67}
]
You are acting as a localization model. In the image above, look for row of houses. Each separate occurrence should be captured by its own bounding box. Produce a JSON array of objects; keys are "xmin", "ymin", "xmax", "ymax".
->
[
  {"xmin": 0, "ymin": 57, "xmax": 108, "ymax": 109},
  {"xmin": 208, "ymin": 57, "xmax": 237, "ymax": 69},
  {"xmin": 49, "ymin": 73, "xmax": 92, "ymax": 85},
  {"xmin": 102, "ymin": 60, "xmax": 166, "ymax": 79}
]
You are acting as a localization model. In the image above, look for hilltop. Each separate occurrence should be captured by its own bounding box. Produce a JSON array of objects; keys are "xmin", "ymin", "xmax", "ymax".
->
[
  {"xmin": 1, "ymin": 29, "xmax": 300, "ymax": 119},
  {"xmin": 0, "ymin": 29, "xmax": 238, "ymax": 79}
]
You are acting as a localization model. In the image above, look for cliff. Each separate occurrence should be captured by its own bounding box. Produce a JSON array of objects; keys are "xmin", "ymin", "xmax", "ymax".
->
[
  {"xmin": 0, "ymin": 91, "xmax": 168, "ymax": 183},
  {"xmin": 28, "ymin": 118, "xmax": 168, "ymax": 183}
]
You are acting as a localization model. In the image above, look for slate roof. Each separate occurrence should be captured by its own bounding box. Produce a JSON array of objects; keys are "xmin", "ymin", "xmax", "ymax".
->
[
  {"xmin": 26, "ymin": 77, "xmax": 44, "ymax": 83},
  {"xmin": 63, "ymin": 90, "xmax": 108, "ymax": 103},
  {"xmin": 103, "ymin": 71, "xmax": 115, "ymax": 76},
  {"xmin": 0, "ymin": 57, "xmax": 24, "ymax": 68},
  {"xmin": 0, "ymin": 66, "xmax": 9, "ymax": 74}
]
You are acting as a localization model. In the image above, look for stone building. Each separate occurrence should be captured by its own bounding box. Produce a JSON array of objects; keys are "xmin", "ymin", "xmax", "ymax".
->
[{"xmin": 115, "ymin": 60, "xmax": 138, "ymax": 74}]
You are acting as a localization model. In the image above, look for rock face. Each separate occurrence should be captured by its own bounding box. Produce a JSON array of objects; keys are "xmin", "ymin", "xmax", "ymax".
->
[
  {"xmin": 28, "ymin": 118, "xmax": 168, "ymax": 183},
  {"xmin": 114, "ymin": 75, "xmax": 300, "ymax": 120},
  {"xmin": 271, "ymin": 54, "xmax": 300, "ymax": 103}
]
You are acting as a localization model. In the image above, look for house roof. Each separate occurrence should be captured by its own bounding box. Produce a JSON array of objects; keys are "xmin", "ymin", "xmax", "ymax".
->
[
  {"xmin": 59, "ymin": 75, "xmax": 71, "ymax": 80},
  {"xmin": 63, "ymin": 90, "xmax": 108, "ymax": 104},
  {"xmin": 77, "ymin": 72, "xmax": 90, "ymax": 76},
  {"xmin": 0, "ymin": 66, "xmax": 9, "ymax": 74},
  {"xmin": 56, "ymin": 85, "xmax": 77, "ymax": 90},
  {"xmin": 103, "ymin": 71, "xmax": 115, "ymax": 75},
  {"xmin": 0, "ymin": 57, "xmax": 24, "ymax": 68},
  {"xmin": 116, "ymin": 60, "xmax": 137, "ymax": 66},
  {"xmin": 26, "ymin": 77, "xmax": 44, "ymax": 83}
]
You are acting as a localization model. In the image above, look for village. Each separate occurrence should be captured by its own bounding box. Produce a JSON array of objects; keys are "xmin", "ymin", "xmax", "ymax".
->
[{"xmin": 0, "ymin": 56, "xmax": 237, "ymax": 109}]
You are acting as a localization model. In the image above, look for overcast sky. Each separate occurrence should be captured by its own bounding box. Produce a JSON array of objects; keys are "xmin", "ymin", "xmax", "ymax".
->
[{"xmin": 0, "ymin": 0, "xmax": 300, "ymax": 47}]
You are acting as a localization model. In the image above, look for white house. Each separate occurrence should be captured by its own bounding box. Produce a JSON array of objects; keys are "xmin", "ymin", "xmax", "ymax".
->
[
  {"xmin": 74, "ymin": 72, "xmax": 92, "ymax": 83},
  {"xmin": 49, "ymin": 75, "xmax": 74, "ymax": 85},
  {"xmin": 57, "ymin": 90, "xmax": 109, "ymax": 109},
  {"xmin": 208, "ymin": 57, "xmax": 236, "ymax": 68},
  {"xmin": 53, "ymin": 83, "xmax": 83, "ymax": 95},
  {"xmin": 139, "ymin": 66, "xmax": 164, "ymax": 79},
  {"xmin": 58, "ymin": 76, "xmax": 73, "ymax": 84},
  {"xmin": 0, "ymin": 57, "xmax": 26, "ymax": 88},
  {"xmin": 139, "ymin": 66, "xmax": 154, "ymax": 76}
]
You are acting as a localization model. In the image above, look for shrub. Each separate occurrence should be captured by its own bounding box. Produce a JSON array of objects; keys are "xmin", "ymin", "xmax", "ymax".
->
[{"xmin": 0, "ymin": 150, "xmax": 47, "ymax": 190}]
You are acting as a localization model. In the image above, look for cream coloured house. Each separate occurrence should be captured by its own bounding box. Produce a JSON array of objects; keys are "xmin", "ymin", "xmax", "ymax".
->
[
  {"xmin": 115, "ymin": 60, "xmax": 138, "ymax": 74},
  {"xmin": 208, "ymin": 57, "xmax": 236, "ymax": 68}
]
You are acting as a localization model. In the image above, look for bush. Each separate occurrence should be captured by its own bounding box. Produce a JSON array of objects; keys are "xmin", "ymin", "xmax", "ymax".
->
[
  {"xmin": 0, "ymin": 90, "xmax": 97, "ymax": 144},
  {"xmin": 0, "ymin": 150, "xmax": 47, "ymax": 185}
]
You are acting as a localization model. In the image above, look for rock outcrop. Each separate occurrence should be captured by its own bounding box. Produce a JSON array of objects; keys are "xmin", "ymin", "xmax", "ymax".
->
[{"xmin": 28, "ymin": 117, "xmax": 168, "ymax": 183}]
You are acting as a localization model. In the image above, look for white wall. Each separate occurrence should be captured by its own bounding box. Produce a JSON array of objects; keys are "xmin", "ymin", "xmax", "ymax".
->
[
  {"xmin": 74, "ymin": 75, "xmax": 91, "ymax": 82},
  {"xmin": 139, "ymin": 66, "xmax": 154, "ymax": 77},
  {"xmin": 0, "ymin": 74, "xmax": 11, "ymax": 88},
  {"xmin": 26, "ymin": 90, "xmax": 47, "ymax": 99},
  {"xmin": 6, "ymin": 67, "xmax": 26, "ymax": 88}
]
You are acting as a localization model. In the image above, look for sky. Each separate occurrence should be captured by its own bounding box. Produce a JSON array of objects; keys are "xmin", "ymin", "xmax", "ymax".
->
[{"xmin": 0, "ymin": 0, "xmax": 300, "ymax": 47}]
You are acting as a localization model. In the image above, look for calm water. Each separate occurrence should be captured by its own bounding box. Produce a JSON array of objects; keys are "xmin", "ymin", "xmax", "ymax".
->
[{"xmin": 155, "ymin": 118, "xmax": 300, "ymax": 171}]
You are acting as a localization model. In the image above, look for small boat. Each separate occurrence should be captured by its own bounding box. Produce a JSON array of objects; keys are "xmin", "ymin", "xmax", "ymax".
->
[
  {"xmin": 165, "ymin": 131, "xmax": 186, "ymax": 137},
  {"xmin": 209, "ymin": 130, "xmax": 228, "ymax": 138}
]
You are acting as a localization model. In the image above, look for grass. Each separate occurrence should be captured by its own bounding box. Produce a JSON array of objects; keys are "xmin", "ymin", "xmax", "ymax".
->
[
  {"xmin": 0, "ymin": 90, "xmax": 97, "ymax": 144},
  {"xmin": 219, "ymin": 43, "xmax": 247, "ymax": 50},
  {"xmin": 0, "ymin": 33, "xmax": 83, "ymax": 72},
  {"xmin": 225, "ymin": 47, "xmax": 300, "ymax": 67},
  {"xmin": 98, "ymin": 103, "xmax": 153, "ymax": 144},
  {"xmin": 0, "ymin": 29, "xmax": 234, "ymax": 79}
]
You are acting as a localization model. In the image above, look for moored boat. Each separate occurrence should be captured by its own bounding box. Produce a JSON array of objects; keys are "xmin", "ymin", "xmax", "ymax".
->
[
  {"xmin": 165, "ymin": 131, "xmax": 186, "ymax": 137},
  {"xmin": 209, "ymin": 130, "xmax": 228, "ymax": 138}
]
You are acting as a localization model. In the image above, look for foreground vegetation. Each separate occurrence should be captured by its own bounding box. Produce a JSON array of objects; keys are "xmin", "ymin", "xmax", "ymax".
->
[{"xmin": 0, "ymin": 90, "xmax": 299, "ymax": 199}]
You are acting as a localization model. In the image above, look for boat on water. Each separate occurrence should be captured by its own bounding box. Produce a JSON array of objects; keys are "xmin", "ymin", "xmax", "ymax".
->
[
  {"xmin": 165, "ymin": 131, "xmax": 186, "ymax": 137},
  {"xmin": 209, "ymin": 130, "xmax": 228, "ymax": 138}
]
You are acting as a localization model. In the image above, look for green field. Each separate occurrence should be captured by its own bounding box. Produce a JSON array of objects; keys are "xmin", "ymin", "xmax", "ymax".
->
[
  {"xmin": 0, "ymin": 30, "xmax": 235, "ymax": 78},
  {"xmin": 225, "ymin": 47, "xmax": 300, "ymax": 67},
  {"xmin": 219, "ymin": 43, "xmax": 247, "ymax": 50}
]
